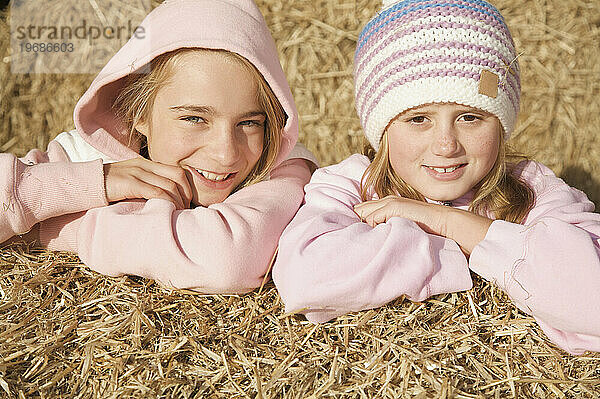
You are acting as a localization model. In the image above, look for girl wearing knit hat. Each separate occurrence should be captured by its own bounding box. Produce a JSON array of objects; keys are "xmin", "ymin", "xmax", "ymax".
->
[
  {"xmin": 0, "ymin": 0, "xmax": 317, "ymax": 293},
  {"xmin": 273, "ymin": 0, "xmax": 600, "ymax": 355}
]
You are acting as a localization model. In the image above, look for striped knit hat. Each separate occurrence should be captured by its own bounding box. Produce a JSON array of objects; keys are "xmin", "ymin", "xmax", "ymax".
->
[{"xmin": 354, "ymin": 0, "xmax": 521, "ymax": 150}]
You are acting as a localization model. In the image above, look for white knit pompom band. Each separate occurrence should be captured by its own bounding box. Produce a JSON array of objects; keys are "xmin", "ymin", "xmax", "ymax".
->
[{"xmin": 355, "ymin": 0, "xmax": 520, "ymax": 151}]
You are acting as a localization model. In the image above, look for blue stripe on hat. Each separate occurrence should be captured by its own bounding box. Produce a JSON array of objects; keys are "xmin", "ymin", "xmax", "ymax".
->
[{"xmin": 357, "ymin": 0, "xmax": 507, "ymax": 52}]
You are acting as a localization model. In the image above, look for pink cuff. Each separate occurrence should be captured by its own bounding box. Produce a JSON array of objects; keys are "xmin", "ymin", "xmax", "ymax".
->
[
  {"xmin": 427, "ymin": 238, "xmax": 473, "ymax": 297},
  {"xmin": 16, "ymin": 159, "xmax": 108, "ymax": 228},
  {"xmin": 469, "ymin": 220, "xmax": 528, "ymax": 301},
  {"xmin": 39, "ymin": 211, "xmax": 85, "ymax": 252}
]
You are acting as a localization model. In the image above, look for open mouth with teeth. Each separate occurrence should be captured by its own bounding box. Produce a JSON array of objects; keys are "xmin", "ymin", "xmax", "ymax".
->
[
  {"xmin": 424, "ymin": 164, "xmax": 466, "ymax": 173},
  {"xmin": 194, "ymin": 168, "xmax": 236, "ymax": 182}
]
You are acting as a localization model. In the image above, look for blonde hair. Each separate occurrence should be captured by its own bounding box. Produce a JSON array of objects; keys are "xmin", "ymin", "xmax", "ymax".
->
[
  {"xmin": 113, "ymin": 47, "xmax": 285, "ymax": 191},
  {"xmin": 360, "ymin": 124, "xmax": 534, "ymax": 224}
]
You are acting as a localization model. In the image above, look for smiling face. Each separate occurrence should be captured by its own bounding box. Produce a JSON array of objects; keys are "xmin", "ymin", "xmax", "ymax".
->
[
  {"xmin": 135, "ymin": 50, "xmax": 265, "ymax": 207},
  {"xmin": 386, "ymin": 103, "xmax": 501, "ymax": 202}
]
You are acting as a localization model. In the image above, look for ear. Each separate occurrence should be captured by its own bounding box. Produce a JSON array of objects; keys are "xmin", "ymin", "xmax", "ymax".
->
[{"xmin": 133, "ymin": 118, "xmax": 150, "ymax": 138}]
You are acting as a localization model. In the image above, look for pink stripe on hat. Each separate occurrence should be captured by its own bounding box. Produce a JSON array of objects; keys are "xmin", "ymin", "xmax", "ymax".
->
[{"xmin": 355, "ymin": 41, "xmax": 520, "ymax": 106}]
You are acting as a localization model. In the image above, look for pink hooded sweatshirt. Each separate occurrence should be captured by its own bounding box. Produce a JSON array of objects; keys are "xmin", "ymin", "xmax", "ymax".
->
[
  {"xmin": 273, "ymin": 154, "xmax": 600, "ymax": 355},
  {"xmin": 0, "ymin": 0, "xmax": 317, "ymax": 293}
]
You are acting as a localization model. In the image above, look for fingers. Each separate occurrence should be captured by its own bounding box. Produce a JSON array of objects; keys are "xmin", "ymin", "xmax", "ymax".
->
[
  {"xmin": 131, "ymin": 171, "xmax": 189, "ymax": 210},
  {"xmin": 133, "ymin": 158, "xmax": 193, "ymax": 208},
  {"xmin": 104, "ymin": 158, "xmax": 194, "ymax": 209},
  {"xmin": 354, "ymin": 196, "xmax": 404, "ymax": 227},
  {"xmin": 354, "ymin": 199, "xmax": 388, "ymax": 221},
  {"xmin": 143, "ymin": 160, "xmax": 193, "ymax": 207},
  {"xmin": 361, "ymin": 209, "xmax": 388, "ymax": 228},
  {"xmin": 354, "ymin": 204, "xmax": 383, "ymax": 227}
]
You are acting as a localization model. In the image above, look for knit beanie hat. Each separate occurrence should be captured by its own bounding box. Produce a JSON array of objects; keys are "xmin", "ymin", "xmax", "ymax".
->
[{"xmin": 354, "ymin": 0, "xmax": 521, "ymax": 150}]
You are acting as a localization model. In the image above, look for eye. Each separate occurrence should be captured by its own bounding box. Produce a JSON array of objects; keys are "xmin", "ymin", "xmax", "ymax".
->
[
  {"xmin": 459, "ymin": 114, "xmax": 480, "ymax": 122},
  {"xmin": 408, "ymin": 115, "xmax": 427, "ymax": 124},
  {"xmin": 238, "ymin": 119, "xmax": 265, "ymax": 128},
  {"xmin": 181, "ymin": 116, "xmax": 206, "ymax": 124}
]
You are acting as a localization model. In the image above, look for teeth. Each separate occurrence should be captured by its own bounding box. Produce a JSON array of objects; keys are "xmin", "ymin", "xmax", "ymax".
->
[
  {"xmin": 196, "ymin": 169, "xmax": 230, "ymax": 181},
  {"xmin": 428, "ymin": 165, "xmax": 461, "ymax": 173}
]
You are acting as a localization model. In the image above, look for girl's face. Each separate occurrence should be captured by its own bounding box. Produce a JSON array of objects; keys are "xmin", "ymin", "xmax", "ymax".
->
[
  {"xmin": 386, "ymin": 103, "xmax": 501, "ymax": 202},
  {"xmin": 136, "ymin": 51, "xmax": 265, "ymax": 207}
]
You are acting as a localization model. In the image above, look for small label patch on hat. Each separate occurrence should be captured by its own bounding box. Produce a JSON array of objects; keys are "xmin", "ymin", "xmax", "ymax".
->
[{"xmin": 479, "ymin": 70, "xmax": 499, "ymax": 98}]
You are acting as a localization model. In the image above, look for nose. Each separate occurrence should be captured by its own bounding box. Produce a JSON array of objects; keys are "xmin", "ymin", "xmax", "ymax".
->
[
  {"xmin": 209, "ymin": 124, "xmax": 240, "ymax": 166},
  {"xmin": 430, "ymin": 122, "xmax": 460, "ymax": 157}
]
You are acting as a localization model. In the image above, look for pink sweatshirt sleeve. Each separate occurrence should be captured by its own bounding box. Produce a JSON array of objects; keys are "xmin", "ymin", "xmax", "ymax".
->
[
  {"xmin": 0, "ymin": 142, "xmax": 107, "ymax": 244},
  {"xmin": 272, "ymin": 154, "xmax": 473, "ymax": 323},
  {"xmin": 470, "ymin": 161, "xmax": 600, "ymax": 354},
  {"xmin": 74, "ymin": 158, "xmax": 311, "ymax": 294}
]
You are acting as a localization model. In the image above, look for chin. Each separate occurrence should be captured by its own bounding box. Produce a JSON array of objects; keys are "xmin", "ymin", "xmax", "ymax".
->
[{"xmin": 423, "ymin": 189, "xmax": 466, "ymax": 202}]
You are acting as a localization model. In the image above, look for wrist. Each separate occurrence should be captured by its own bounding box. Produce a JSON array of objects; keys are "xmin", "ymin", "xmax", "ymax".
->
[
  {"xmin": 443, "ymin": 207, "xmax": 462, "ymax": 240},
  {"xmin": 415, "ymin": 202, "xmax": 454, "ymax": 236},
  {"xmin": 445, "ymin": 207, "xmax": 493, "ymax": 254}
]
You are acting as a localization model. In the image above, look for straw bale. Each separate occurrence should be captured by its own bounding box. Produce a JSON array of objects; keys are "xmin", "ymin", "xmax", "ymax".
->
[
  {"xmin": 1, "ymin": 0, "xmax": 600, "ymax": 397},
  {"xmin": 2, "ymin": 240, "xmax": 600, "ymax": 398}
]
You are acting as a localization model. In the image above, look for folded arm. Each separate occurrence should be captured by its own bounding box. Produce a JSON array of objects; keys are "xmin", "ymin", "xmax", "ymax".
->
[
  {"xmin": 272, "ymin": 155, "xmax": 473, "ymax": 323},
  {"xmin": 75, "ymin": 158, "xmax": 312, "ymax": 294},
  {"xmin": 469, "ymin": 161, "xmax": 600, "ymax": 354},
  {"xmin": 0, "ymin": 146, "xmax": 107, "ymax": 245}
]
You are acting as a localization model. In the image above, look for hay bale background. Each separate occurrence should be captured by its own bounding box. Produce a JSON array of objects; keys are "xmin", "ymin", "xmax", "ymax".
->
[
  {"xmin": 1, "ymin": 0, "xmax": 599, "ymax": 206},
  {"xmin": 1, "ymin": 0, "xmax": 599, "ymax": 397}
]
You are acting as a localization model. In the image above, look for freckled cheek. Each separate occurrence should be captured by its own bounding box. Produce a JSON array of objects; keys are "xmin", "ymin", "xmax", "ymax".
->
[
  {"xmin": 247, "ymin": 134, "xmax": 264, "ymax": 164},
  {"xmin": 389, "ymin": 142, "xmax": 424, "ymax": 178},
  {"xmin": 390, "ymin": 139, "xmax": 426, "ymax": 165},
  {"xmin": 467, "ymin": 135, "xmax": 499, "ymax": 167}
]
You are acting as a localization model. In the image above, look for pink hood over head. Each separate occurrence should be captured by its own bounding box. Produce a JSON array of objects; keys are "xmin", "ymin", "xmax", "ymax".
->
[{"xmin": 73, "ymin": 0, "xmax": 298, "ymax": 167}]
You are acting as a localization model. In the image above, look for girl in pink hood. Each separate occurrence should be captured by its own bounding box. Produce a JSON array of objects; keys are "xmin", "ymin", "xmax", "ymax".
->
[
  {"xmin": 1, "ymin": 0, "xmax": 317, "ymax": 293},
  {"xmin": 273, "ymin": 0, "xmax": 600, "ymax": 355}
]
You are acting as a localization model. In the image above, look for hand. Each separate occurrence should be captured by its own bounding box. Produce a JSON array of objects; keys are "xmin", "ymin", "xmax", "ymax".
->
[
  {"xmin": 354, "ymin": 196, "xmax": 494, "ymax": 255},
  {"xmin": 353, "ymin": 195, "xmax": 448, "ymax": 236},
  {"xmin": 103, "ymin": 158, "xmax": 193, "ymax": 210}
]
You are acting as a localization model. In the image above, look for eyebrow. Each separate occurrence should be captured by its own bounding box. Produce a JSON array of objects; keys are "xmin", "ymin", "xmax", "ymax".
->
[
  {"xmin": 239, "ymin": 110, "xmax": 267, "ymax": 119},
  {"xmin": 169, "ymin": 105, "xmax": 214, "ymax": 114},
  {"xmin": 169, "ymin": 105, "xmax": 266, "ymax": 119}
]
